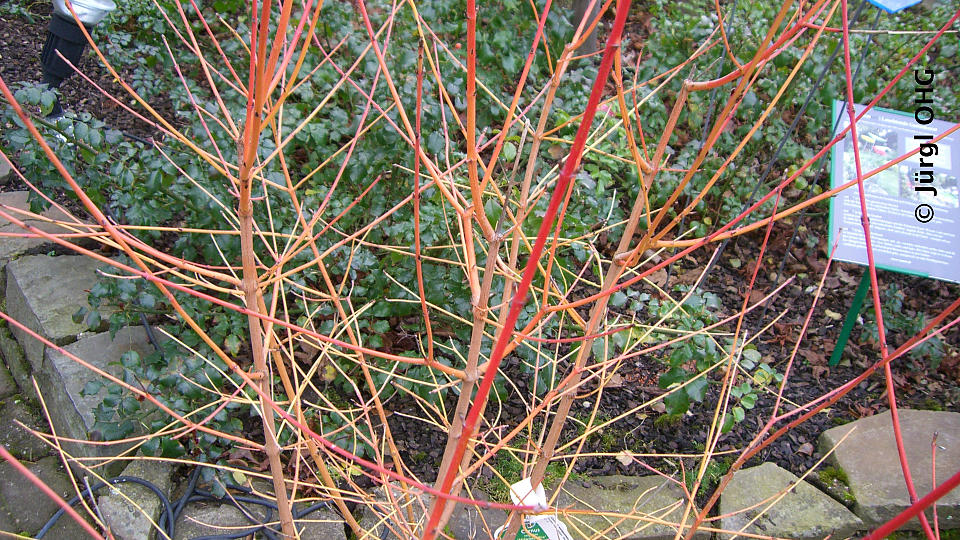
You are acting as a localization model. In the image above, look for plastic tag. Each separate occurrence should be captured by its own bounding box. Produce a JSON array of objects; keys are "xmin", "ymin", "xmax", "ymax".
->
[{"xmin": 494, "ymin": 479, "xmax": 573, "ymax": 540}]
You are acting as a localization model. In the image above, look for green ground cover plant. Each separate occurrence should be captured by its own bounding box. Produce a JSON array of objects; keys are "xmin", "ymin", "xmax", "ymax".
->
[{"xmin": 1, "ymin": 0, "xmax": 958, "ymax": 538}]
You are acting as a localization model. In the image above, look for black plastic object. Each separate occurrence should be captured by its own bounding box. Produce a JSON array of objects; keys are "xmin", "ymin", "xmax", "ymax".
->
[{"xmin": 41, "ymin": 13, "xmax": 89, "ymax": 94}]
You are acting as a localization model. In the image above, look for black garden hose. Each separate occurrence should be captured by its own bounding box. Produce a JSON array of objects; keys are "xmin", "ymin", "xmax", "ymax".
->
[{"xmin": 36, "ymin": 466, "xmax": 341, "ymax": 540}]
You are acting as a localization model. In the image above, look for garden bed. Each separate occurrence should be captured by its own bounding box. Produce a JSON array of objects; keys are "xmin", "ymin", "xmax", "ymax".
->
[{"xmin": 1, "ymin": 0, "xmax": 958, "ymax": 530}]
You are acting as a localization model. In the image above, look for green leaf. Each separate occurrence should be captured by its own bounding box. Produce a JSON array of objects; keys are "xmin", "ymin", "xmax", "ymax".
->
[
  {"xmin": 120, "ymin": 350, "xmax": 140, "ymax": 368},
  {"xmin": 658, "ymin": 367, "xmax": 688, "ymax": 389},
  {"xmin": 741, "ymin": 348, "xmax": 761, "ymax": 369},
  {"xmin": 224, "ymin": 334, "xmax": 241, "ymax": 356},
  {"xmin": 664, "ymin": 390, "xmax": 690, "ymax": 415},
  {"xmin": 81, "ymin": 380, "xmax": 103, "ymax": 396},
  {"xmin": 40, "ymin": 91, "xmax": 56, "ymax": 115},
  {"xmin": 160, "ymin": 438, "xmax": 186, "ymax": 458},
  {"xmin": 142, "ymin": 437, "xmax": 160, "ymax": 455},
  {"xmin": 74, "ymin": 121, "xmax": 89, "ymax": 142},
  {"xmin": 25, "ymin": 86, "xmax": 41, "ymax": 105},
  {"xmin": 503, "ymin": 141, "xmax": 517, "ymax": 162},
  {"xmin": 721, "ymin": 414, "xmax": 734, "ymax": 433},
  {"xmin": 685, "ymin": 377, "xmax": 708, "ymax": 402},
  {"xmin": 94, "ymin": 419, "xmax": 134, "ymax": 441},
  {"xmin": 741, "ymin": 393, "xmax": 757, "ymax": 410},
  {"xmin": 85, "ymin": 309, "xmax": 101, "ymax": 329},
  {"xmin": 139, "ymin": 292, "xmax": 156, "ymax": 309},
  {"xmin": 88, "ymin": 129, "xmax": 103, "ymax": 147}
]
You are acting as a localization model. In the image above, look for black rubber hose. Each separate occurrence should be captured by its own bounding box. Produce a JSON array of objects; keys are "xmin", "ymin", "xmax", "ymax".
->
[
  {"xmin": 36, "ymin": 475, "xmax": 175, "ymax": 539},
  {"xmin": 35, "ymin": 469, "xmax": 345, "ymax": 540}
]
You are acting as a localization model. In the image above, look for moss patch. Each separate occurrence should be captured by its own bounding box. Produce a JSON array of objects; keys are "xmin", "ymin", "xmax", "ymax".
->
[{"xmin": 814, "ymin": 465, "xmax": 856, "ymax": 507}]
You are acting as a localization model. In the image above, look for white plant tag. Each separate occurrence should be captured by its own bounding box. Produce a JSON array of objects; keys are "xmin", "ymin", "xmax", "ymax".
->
[{"xmin": 494, "ymin": 478, "xmax": 574, "ymax": 540}]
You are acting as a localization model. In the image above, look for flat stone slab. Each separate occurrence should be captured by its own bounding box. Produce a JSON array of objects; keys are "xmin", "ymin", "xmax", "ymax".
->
[
  {"xmin": 173, "ymin": 502, "xmax": 251, "ymax": 540},
  {"xmin": 0, "ymin": 192, "xmax": 88, "ymax": 291},
  {"xmin": 820, "ymin": 409, "xmax": 960, "ymax": 529},
  {"xmin": 0, "ymin": 397, "xmax": 51, "ymax": 461},
  {"xmin": 0, "ymin": 456, "xmax": 86, "ymax": 537},
  {"xmin": 719, "ymin": 462, "xmax": 863, "ymax": 539},
  {"xmin": 553, "ymin": 475, "xmax": 709, "ymax": 540},
  {"xmin": 0, "ymin": 192, "xmax": 82, "ymax": 230},
  {"xmin": 296, "ymin": 504, "xmax": 350, "ymax": 540},
  {"xmin": 39, "ymin": 325, "xmax": 157, "ymax": 464},
  {"xmin": 98, "ymin": 459, "xmax": 174, "ymax": 540},
  {"xmin": 174, "ymin": 501, "xmax": 346, "ymax": 540},
  {"xmin": 5, "ymin": 254, "xmax": 105, "ymax": 372},
  {"xmin": 359, "ymin": 486, "xmax": 504, "ymax": 539}
]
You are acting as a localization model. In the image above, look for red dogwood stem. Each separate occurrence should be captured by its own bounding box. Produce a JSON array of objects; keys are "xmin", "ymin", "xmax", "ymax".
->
[
  {"xmin": 838, "ymin": 0, "xmax": 934, "ymax": 537},
  {"xmin": 422, "ymin": 0, "xmax": 633, "ymax": 537}
]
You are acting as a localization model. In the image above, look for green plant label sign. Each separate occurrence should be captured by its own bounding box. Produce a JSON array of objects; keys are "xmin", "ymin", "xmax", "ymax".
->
[
  {"xmin": 829, "ymin": 100, "xmax": 960, "ymax": 283},
  {"xmin": 495, "ymin": 516, "xmax": 575, "ymax": 540},
  {"xmin": 513, "ymin": 523, "xmax": 550, "ymax": 540}
]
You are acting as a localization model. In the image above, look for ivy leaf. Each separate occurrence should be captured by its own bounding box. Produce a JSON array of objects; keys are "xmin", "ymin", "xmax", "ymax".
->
[
  {"xmin": 139, "ymin": 292, "xmax": 157, "ymax": 309},
  {"xmin": 224, "ymin": 334, "xmax": 242, "ymax": 356}
]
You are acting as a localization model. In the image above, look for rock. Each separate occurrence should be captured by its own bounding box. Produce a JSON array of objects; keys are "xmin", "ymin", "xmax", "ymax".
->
[
  {"xmin": 173, "ymin": 502, "xmax": 251, "ymax": 540},
  {"xmin": 5, "ymin": 254, "xmax": 105, "ymax": 372},
  {"xmin": 444, "ymin": 492, "xmax": 506, "ymax": 540},
  {"xmin": 0, "ymin": 158, "xmax": 10, "ymax": 184},
  {"xmin": 0, "ymin": 192, "xmax": 87, "ymax": 292},
  {"xmin": 819, "ymin": 409, "xmax": 960, "ymax": 530},
  {"xmin": 38, "ymin": 326, "xmax": 157, "ymax": 467},
  {"xmin": 98, "ymin": 459, "xmax": 174, "ymax": 540},
  {"xmin": 719, "ymin": 462, "xmax": 863, "ymax": 539},
  {"xmin": 174, "ymin": 501, "xmax": 346, "ymax": 540},
  {"xmin": 358, "ymin": 485, "xmax": 503, "ymax": 539},
  {"xmin": 0, "ymin": 322, "xmax": 33, "ymax": 402},
  {"xmin": 295, "ymin": 503, "xmax": 349, "ymax": 540},
  {"xmin": 0, "ymin": 359, "xmax": 15, "ymax": 399},
  {"xmin": 0, "ymin": 455, "xmax": 86, "ymax": 537},
  {"xmin": 552, "ymin": 475, "xmax": 709, "ymax": 540},
  {"xmin": 357, "ymin": 484, "xmax": 424, "ymax": 539},
  {"xmin": 0, "ymin": 397, "xmax": 51, "ymax": 461}
]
